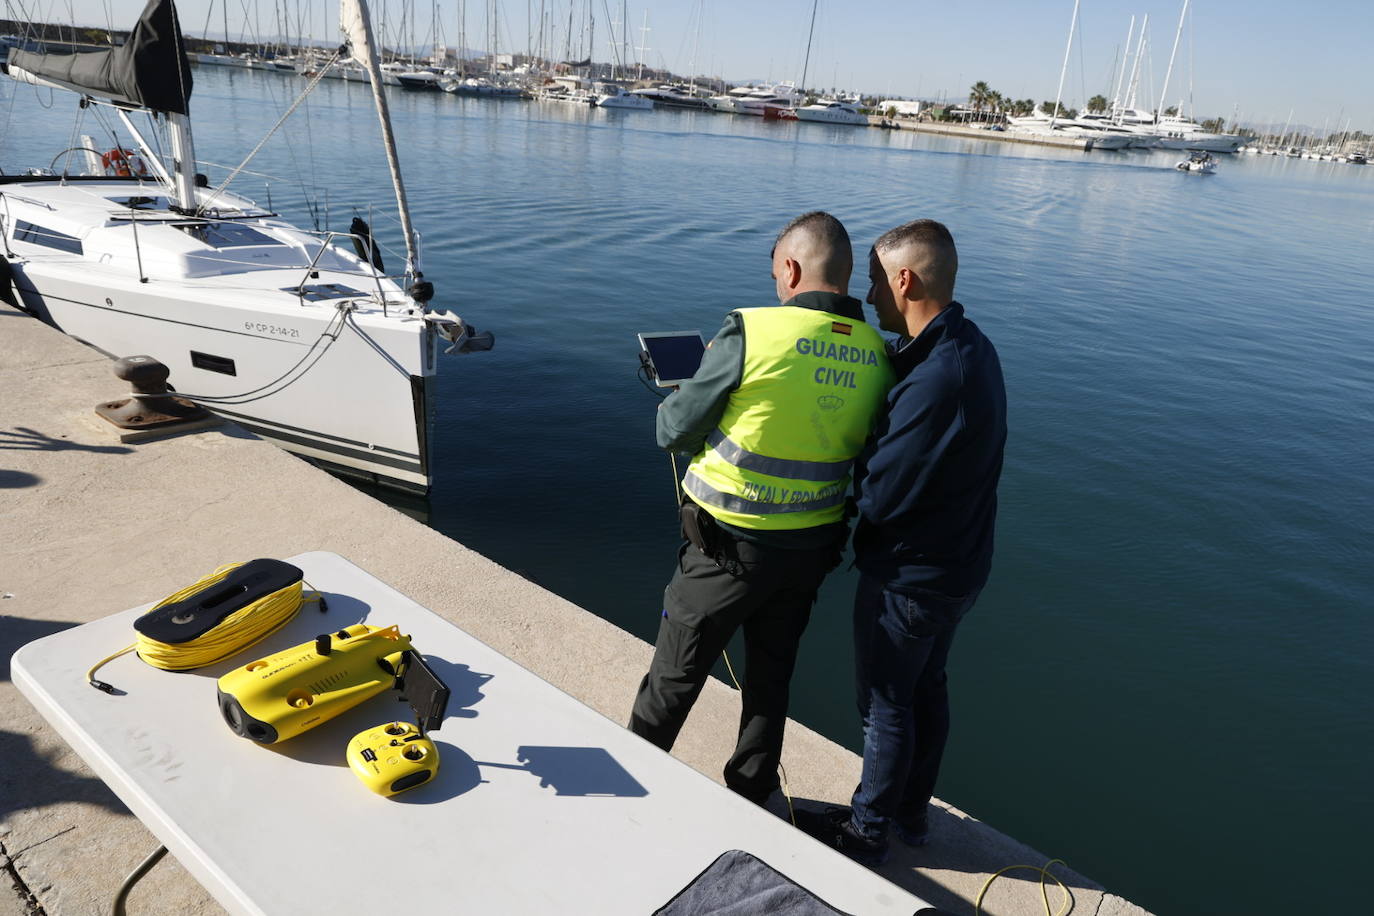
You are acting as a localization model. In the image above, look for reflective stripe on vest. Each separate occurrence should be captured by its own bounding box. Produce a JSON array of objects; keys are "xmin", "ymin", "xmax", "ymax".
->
[
  {"xmin": 684, "ymin": 305, "xmax": 893, "ymax": 530},
  {"xmin": 683, "ymin": 471, "xmax": 847, "ymax": 515},
  {"xmin": 705, "ymin": 429, "xmax": 853, "ymax": 482}
]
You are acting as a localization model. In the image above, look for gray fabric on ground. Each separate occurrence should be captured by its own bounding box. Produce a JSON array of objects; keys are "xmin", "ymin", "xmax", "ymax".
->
[{"xmin": 654, "ymin": 849, "xmax": 854, "ymax": 915}]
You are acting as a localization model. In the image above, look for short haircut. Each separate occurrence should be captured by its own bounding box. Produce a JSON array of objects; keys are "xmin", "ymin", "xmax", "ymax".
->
[
  {"xmin": 772, "ymin": 210, "xmax": 852, "ymax": 287},
  {"xmin": 873, "ymin": 219, "xmax": 958, "ymax": 303}
]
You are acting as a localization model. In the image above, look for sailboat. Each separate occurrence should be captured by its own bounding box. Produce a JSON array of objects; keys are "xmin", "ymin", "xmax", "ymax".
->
[{"xmin": 0, "ymin": 0, "xmax": 492, "ymax": 494}]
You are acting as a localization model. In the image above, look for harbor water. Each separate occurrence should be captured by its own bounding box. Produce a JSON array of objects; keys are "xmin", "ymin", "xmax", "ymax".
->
[{"xmin": 4, "ymin": 68, "xmax": 1372, "ymax": 915}]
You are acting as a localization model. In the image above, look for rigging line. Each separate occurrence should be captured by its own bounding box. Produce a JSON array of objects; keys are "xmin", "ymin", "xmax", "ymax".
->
[
  {"xmin": 58, "ymin": 95, "xmax": 86, "ymax": 181},
  {"xmin": 344, "ymin": 311, "xmax": 411, "ymax": 380},
  {"xmin": 142, "ymin": 305, "xmax": 350, "ymax": 405},
  {"xmin": 198, "ymin": 49, "xmax": 342, "ymax": 214}
]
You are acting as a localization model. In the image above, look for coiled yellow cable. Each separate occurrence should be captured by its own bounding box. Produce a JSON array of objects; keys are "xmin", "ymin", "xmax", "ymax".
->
[{"xmin": 86, "ymin": 562, "xmax": 322, "ymax": 692}]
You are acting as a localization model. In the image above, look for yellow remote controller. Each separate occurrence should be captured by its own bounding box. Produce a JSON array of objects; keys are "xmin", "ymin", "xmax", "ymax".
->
[{"xmin": 347, "ymin": 721, "xmax": 439, "ymax": 796}]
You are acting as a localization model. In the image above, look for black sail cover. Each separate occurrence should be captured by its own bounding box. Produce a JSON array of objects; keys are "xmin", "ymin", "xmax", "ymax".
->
[{"xmin": 4, "ymin": 0, "xmax": 192, "ymax": 114}]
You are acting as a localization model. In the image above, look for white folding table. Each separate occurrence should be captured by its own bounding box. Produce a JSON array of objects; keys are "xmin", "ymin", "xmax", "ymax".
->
[{"xmin": 12, "ymin": 551, "xmax": 929, "ymax": 915}]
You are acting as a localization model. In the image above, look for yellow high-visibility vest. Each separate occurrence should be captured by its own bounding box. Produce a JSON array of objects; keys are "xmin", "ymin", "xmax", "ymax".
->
[{"xmin": 684, "ymin": 306, "xmax": 893, "ymax": 529}]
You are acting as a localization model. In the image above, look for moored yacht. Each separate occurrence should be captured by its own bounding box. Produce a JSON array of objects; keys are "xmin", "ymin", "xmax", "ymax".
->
[
  {"xmin": 794, "ymin": 97, "xmax": 868, "ymax": 126},
  {"xmin": 1149, "ymin": 114, "xmax": 1245, "ymax": 152},
  {"xmin": 706, "ymin": 85, "xmax": 756, "ymax": 112},
  {"xmin": 630, "ymin": 83, "xmax": 710, "ymax": 110},
  {"xmin": 595, "ymin": 84, "xmax": 653, "ymax": 109},
  {"xmin": 734, "ymin": 82, "xmax": 802, "ymax": 116},
  {"xmin": 0, "ymin": 0, "xmax": 492, "ymax": 494}
]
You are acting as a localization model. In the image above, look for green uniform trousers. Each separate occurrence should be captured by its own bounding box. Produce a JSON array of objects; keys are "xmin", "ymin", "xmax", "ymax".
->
[{"xmin": 628, "ymin": 532, "xmax": 835, "ymax": 802}]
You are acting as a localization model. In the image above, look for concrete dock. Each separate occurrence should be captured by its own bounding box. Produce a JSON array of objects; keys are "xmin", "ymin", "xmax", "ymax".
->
[{"xmin": 0, "ymin": 299, "xmax": 1149, "ymax": 915}]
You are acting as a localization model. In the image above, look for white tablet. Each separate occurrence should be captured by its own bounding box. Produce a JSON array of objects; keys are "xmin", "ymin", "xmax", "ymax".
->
[{"xmin": 637, "ymin": 331, "xmax": 706, "ymax": 387}]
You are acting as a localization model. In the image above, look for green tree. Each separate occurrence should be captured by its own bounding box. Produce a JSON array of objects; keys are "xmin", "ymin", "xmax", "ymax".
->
[
  {"xmin": 1164, "ymin": 106, "xmax": 1179, "ymax": 117},
  {"xmin": 1201, "ymin": 117, "xmax": 1225, "ymax": 132},
  {"xmin": 1087, "ymin": 94, "xmax": 1110, "ymax": 113},
  {"xmin": 969, "ymin": 80, "xmax": 992, "ymax": 114}
]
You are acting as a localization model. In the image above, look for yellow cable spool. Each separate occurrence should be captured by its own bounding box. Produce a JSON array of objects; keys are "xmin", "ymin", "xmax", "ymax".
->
[{"xmin": 86, "ymin": 559, "xmax": 322, "ymax": 692}]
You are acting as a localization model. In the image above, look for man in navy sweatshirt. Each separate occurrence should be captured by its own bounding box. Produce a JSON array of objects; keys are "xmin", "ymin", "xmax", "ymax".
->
[{"xmin": 796, "ymin": 220, "xmax": 1007, "ymax": 865}]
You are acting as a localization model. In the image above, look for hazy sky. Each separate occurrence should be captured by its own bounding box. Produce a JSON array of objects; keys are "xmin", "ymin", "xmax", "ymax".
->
[{"xmin": 25, "ymin": 0, "xmax": 1374, "ymax": 130}]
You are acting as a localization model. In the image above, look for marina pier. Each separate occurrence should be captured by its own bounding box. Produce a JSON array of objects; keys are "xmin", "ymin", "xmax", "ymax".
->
[{"xmin": 0, "ymin": 300, "xmax": 1149, "ymax": 914}]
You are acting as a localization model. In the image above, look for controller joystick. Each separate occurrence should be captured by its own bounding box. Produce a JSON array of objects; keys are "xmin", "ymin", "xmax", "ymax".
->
[{"xmin": 347, "ymin": 721, "xmax": 439, "ymax": 796}]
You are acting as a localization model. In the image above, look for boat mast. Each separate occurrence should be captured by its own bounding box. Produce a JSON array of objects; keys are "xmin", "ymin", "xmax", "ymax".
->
[
  {"xmin": 1124, "ymin": 14, "xmax": 1149, "ymax": 113},
  {"xmin": 636, "ymin": 10, "xmax": 648, "ymax": 81},
  {"xmin": 168, "ymin": 1, "xmax": 197, "ymax": 211},
  {"xmin": 340, "ymin": 0, "xmax": 423, "ymax": 278},
  {"xmin": 799, "ymin": 0, "xmax": 817, "ymax": 97},
  {"xmin": 1049, "ymin": 0, "xmax": 1079, "ymax": 128},
  {"xmin": 1109, "ymin": 15, "xmax": 1135, "ymax": 118},
  {"xmin": 1159, "ymin": 0, "xmax": 1189, "ymax": 122}
]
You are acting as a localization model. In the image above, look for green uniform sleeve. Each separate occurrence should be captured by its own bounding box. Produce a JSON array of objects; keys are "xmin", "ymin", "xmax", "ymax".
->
[{"xmin": 656, "ymin": 312, "xmax": 744, "ymax": 454}]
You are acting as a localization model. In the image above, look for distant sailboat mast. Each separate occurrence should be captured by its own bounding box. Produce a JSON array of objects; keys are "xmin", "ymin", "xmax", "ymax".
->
[
  {"xmin": 1109, "ymin": 15, "xmax": 1135, "ymax": 118},
  {"xmin": 1158, "ymin": 0, "xmax": 1189, "ymax": 122},
  {"xmin": 799, "ymin": 0, "xmax": 818, "ymax": 96},
  {"xmin": 1049, "ymin": 0, "xmax": 1080, "ymax": 128}
]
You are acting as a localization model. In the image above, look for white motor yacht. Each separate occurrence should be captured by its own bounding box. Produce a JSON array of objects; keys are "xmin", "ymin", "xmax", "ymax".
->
[
  {"xmin": 1150, "ymin": 115, "xmax": 1245, "ymax": 152},
  {"xmin": 1007, "ymin": 112, "xmax": 1130, "ymax": 149},
  {"xmin": 0, "ymin": 0, "xmax": 492, "ymax": 494},
  {"xmin": 794, "ymin": 98, "xmax": 868, "ymax": 126},
  {"xmin": 734, "ymin": 83, "xmax": 802, "ymax": 117},
  {"xmin": 706, "ymin": 85, "xmax": 756, "ymax": 113},
  {"xmin": 440, "ymin": 75, "xmax": 523, "ymax": 98},
  {"xmin": 595, "ymin": 85, "xmax": 653, "ymax": 110},
  {"xmin": 630, "ymin": 84, "xmax": 709, "ymax": 110}
]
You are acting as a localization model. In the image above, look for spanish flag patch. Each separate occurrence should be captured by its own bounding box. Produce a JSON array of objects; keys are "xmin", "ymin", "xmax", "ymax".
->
[{"xmin": 831, "ymin": 322, "xmax": 852, "ymax": 335}]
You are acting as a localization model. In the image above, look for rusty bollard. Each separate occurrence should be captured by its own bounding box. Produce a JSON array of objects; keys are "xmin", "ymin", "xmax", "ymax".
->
[{"xmin": 95, "ymin": 355, "xmax": 211, "ymax": 431}]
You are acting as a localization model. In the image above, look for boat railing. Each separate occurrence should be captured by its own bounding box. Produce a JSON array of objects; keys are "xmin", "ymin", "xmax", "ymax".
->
[
  {"xmin": 295, "ymin": 230, "xmax": 393, "ymax": 314},
  {"xmin": 111, "ymin": 209, "xmax": 410, "ymax": 312}
]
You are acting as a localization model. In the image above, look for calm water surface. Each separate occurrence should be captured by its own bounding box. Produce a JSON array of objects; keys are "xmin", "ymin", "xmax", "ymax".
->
[{"xmin": 5, "ymin": 69, "xmax": 1372, "ymax": 915}]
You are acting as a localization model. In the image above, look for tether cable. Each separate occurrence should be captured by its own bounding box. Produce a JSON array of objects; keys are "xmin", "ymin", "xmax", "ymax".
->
[
  {"xmin": 86, "ymin": 562, "xmax": 324, "ymax": 693},
  {"xmin": 975, "ymin": 859, "xmax": 1073, "ymax": 916}
]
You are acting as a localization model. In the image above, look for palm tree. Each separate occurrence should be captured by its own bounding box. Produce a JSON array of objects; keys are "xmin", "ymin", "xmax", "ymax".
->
[
  {"xmin": 1087, "ymin": 94, "xmax": 1109, "ymax": 114},
  {"xmin": 969, "ymin": 80, "xmax": 991, "ymax": 118},
  {"xmin": 987, "ymin": 90, "xmax": 1005, "ymax": 124}
]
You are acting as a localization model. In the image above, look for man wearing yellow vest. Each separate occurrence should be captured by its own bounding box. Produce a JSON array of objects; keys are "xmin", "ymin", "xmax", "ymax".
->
[{"xmin": 629, "ymin": 211, "xmax": 893, "ymax": 805}]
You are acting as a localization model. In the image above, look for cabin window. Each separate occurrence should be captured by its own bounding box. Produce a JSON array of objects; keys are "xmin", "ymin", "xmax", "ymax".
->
[
  {"xmin": 14, "ymin": 221, "xmax": 83, "ymax": 255},
  {"xmin": 175, "ymin": 222, "xmax": 277, "ymax": 249}
]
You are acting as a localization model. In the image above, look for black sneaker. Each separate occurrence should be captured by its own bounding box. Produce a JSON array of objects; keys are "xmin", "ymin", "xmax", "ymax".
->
[{"xmin": 794, "ymin": 805, "xmax": 889, "ymax": 866}]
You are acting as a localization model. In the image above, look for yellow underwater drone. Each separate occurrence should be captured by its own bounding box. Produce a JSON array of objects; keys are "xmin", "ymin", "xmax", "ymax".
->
[{"xmin": 217, "ymin": 623, "xmax": 450, "ymax": 795}]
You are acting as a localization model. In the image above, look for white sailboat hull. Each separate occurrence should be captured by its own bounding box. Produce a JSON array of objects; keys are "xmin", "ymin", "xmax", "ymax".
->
[{"xmin": 11, "ymin": 257, "xmax": 434, "ymax": 491}]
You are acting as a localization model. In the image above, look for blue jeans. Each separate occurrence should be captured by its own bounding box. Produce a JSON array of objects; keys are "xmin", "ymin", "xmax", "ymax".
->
[{"xmin": 849, "ymin": 573, "xmax": 979, "ymax": 839}]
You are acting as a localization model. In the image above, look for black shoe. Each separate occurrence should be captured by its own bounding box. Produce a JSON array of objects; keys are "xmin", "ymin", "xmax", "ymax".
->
[{"xmin": 794, "ymin": 805, "xmax": 889, "ymax": 866}]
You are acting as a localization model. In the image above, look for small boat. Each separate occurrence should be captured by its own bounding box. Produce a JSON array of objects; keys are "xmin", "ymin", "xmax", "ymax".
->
[
  {"xmin": 440, "ymin": 75, "xmax": 523, "ymax": 98},
  {"xmin": 794, "ymin": 98, "xmax": 869, "ymax": 126},
  {"xmin": 394, "ymin": 68, "xmax": 442, "ymax": 91},
  {"xmin": 1176, "ymin": 151, "xmax": 1217, "ymax": 173},
  {"xmin": 629, "ymin": 83, "xmax": 709, "ymax": 110},
  {"xmin": 595, "ymin": 85, "xmax": 653, "ymax": 110}
]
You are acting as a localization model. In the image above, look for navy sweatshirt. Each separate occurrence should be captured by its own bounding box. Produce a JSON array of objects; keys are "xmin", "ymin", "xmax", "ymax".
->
[{"xmin": 852, "ymin": 301, "xmax": 1007, "ymax": 597}]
